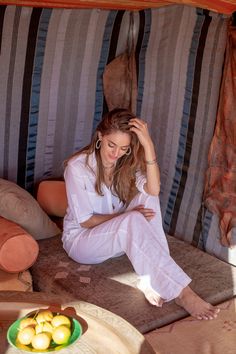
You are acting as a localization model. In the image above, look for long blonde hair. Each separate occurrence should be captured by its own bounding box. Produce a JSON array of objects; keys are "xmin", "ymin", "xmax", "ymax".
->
[{"xmin": 65, "ymin": 108, "xmax": 146, "ymax": 204}]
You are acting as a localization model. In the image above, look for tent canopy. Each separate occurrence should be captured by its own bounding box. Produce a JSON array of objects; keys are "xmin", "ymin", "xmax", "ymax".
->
[{"xmin": 0, "ymin": 0, "xmax": 235, "ymax": 14}]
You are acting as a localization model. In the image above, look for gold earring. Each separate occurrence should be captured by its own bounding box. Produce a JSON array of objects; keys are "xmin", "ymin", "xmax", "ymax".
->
[
  {"xmin": 95, "ymin": 139, "xmax": 101, "ymax": 149},
  {"xmin": 125, "ymin": 147, "xmax": 131, "ymax": 155}
]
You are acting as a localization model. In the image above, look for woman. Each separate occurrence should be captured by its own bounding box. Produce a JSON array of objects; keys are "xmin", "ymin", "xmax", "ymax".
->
[{"xmin": 62, "ymin": 108, "xmax": 219, "ymax": 320}]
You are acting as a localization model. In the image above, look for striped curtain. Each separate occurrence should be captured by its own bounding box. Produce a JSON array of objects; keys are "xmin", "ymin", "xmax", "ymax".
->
[
  {"xmin": 0, "ymin": 5, "xmax": 232, "ymax": 261},
  {"xmin": 140, "ymin": 7, "xmax": 228, "ymax": 249}
]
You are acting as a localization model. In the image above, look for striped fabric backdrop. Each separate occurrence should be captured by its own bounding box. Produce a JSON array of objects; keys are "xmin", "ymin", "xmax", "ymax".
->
[{"xmin": 0, "ymin": 5, "xmax": 234, "ymax": 263}]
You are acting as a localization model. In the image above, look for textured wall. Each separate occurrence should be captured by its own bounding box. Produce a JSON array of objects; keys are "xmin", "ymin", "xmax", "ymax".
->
[{"xmin": 0, "ymin": 5, "xmax": 230, "ymax": 257}]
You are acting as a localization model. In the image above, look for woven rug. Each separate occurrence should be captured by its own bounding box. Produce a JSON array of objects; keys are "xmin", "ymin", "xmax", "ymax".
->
[
  {"xmin": 145, "ymin": 297, "xmax": 236, "ymax": 354},
  {"xmin": 31, "ymin": 234, "xmax": 236, "ymax": 334}
]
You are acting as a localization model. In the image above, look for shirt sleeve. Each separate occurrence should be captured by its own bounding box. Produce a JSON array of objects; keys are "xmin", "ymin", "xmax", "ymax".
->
[
  {"xmin": 135, "ymin": 170, "xmax": 148, "ymax": 195},
  {"xmin": 64, "ymin": 161, "xmax": 94, "ymax": 224}
]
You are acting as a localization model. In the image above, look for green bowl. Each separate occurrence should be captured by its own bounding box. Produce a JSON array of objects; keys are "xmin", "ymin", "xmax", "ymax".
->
[{"xmin": 7, "ymin": 312, "xmax": 82, "ymax": 353}]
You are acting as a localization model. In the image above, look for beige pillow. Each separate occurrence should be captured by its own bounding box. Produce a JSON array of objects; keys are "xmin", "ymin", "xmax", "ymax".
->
[
  {"xmin": 0, "ymin": 216, "xmax": 39, "ymax": 273},
  {"xmin": 0, "ymin": 179, "xmax": 60, "ymax": 240}
]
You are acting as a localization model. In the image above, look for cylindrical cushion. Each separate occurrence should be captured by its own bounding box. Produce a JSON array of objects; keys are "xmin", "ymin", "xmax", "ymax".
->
[{"xmin": 0, "ymin": 217, "xmax": 39, "ymax": 273}]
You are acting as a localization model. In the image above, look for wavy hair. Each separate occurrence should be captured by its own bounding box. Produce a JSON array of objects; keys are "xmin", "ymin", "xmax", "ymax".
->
[{"xmin": 65, "ymin": 108, "xmax": 146, "ymax": 204}]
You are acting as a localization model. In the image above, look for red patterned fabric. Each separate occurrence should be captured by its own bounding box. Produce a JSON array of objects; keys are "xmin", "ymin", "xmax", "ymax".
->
[
  {"xmin": 0, "ymin": 0, "xmax": 236, "ymax": 14},
  {"xmin": 204, "ymin": 24, "xmax": 236, "ymax": 247}
]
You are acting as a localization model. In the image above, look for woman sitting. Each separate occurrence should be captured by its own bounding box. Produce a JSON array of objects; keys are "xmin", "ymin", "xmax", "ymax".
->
[{"xmin": 62, "ymin": 108, "xmax": 219, "ymax": 320}]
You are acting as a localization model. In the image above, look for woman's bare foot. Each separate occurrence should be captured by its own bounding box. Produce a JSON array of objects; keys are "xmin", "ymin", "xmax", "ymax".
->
[
  {"xmin": 175, "ymin": 286, "xmax": 220, "ymax": 320},
  {"xmin": 143, "ymin": 288, "xmax": 165, "ymax": 307},
  {"xmin": 137, "ymin": 281, "xmax": 165, "ymax": 307}
]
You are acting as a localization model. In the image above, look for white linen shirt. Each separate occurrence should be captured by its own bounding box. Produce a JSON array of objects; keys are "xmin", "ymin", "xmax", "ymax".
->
[{"xmin": 62, "ymin": 152, "xmax": 147, "ymax": 249}]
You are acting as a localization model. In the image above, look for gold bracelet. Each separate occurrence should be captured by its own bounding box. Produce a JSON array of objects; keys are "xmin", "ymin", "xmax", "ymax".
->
[{"xmin": 145, "ymin": 158, "xmax": 158, "ymax": 165}]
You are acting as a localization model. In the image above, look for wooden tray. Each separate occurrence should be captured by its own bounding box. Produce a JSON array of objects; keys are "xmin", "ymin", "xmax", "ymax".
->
[{"xmin": 0, "ymin": 291, "xmax": 155, "ymax": 354}]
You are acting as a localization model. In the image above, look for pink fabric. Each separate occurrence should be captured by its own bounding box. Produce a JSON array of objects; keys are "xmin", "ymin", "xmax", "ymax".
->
[{"xmin": 204, "ymin": 24, "xmax": 236, "ymax": 247}]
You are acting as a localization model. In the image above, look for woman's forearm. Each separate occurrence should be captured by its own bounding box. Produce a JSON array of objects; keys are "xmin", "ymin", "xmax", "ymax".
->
[
  {"xmin": 143, "ymin": 142, "xmax": 161, "ymax": 196},
  {"xmin": 80, "ymin": 212, "xmax": 121, "ymax": 229}
]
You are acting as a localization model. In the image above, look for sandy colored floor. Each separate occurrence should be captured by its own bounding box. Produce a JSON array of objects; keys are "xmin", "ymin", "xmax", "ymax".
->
[
  {"xmin": 145, "ymin": 297, "xmax": 236, "ymax": 354},
  {"xmin": 0, "ymin": 269, "xmax": 32, "ymax": 292}
]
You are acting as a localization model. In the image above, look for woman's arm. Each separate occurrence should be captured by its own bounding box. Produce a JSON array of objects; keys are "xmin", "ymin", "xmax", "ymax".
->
[
  {"xmin": 80, "ymin": 212, "xmax": 122, "ymax": 228},
  {"xmin": 80, "ymin": 205, "xmax": 156, "ymax": 228},
  {"xmin": 142, "ymin": 139, "xmax": 161, "ymax": 196},
  {"xmin": 129, "ymin": 118, "xmax": 160, "ymax": 196}
]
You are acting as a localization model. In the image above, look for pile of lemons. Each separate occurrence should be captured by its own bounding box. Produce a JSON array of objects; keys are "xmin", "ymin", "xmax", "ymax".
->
[{"xmin": 16, "ymin": 310, "xmax": 72, "ymax": 351}]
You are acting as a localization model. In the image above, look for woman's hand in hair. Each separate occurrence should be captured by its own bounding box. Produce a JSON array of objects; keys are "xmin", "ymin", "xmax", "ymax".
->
[
  {"xmin": 128, "ymin": 118, "xmax": 153, "ymax": 150},
  {"xmin": 129, "ymin": 117, "xmax": 160, "ymax": 196}
]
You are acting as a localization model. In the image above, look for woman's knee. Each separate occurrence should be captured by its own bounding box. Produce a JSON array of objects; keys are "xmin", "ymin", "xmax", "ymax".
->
[
  {"xmin": 123, "ymin": 210, "xmax": 147, "ymax": 226},
  {"xmin": 144, "ymin": 195, "xmax": 161, "ymax": 214},
  {"xmin": 134, "ymin": 193, "xmax": 161, "ymax": 212}
]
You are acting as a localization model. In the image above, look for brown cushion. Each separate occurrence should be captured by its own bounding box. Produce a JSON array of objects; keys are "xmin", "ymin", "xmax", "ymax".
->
[
  {"xmin": 0, "ymin": 178, "xmax": 60, "ymax": 240},
  {"xmin": 31, "ymin": 234, "xmax": 236, "ymax": 333},
  {"xmin": 0, "ymin": 216, "xmax": 39, "ymax": 273},
  {"xmin": 36, "ymin": 180, "xmax": 67, "ymax": 217}
]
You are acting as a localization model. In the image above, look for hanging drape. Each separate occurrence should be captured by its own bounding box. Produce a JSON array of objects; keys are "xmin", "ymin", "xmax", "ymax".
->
[
  {"xmin": 103, "ymin": 12, "xmax": 137, "ymax": 114},
  {"xmin": 204, "ymin": 23, "xmax": 236, "ymax": 247},
  {"xmin": 0, "ymin": 0, "xmax": 235, "ymax": 14}
]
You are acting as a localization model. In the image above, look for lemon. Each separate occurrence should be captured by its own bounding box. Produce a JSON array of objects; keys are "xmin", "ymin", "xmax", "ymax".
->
[
  {"xmin": 17, "ymin": 326, "xmax": 35, "ymax": 345},
  {"xmin": 52, "ymin": 325, "xmax": 71, "ymax": 345},
  {"xmin": 19, "ymin": 317, "xmax": 37, "ymax": 330},
  {"xmin": 35, "ymin": 310, "xmax": 54, "ymax": 324},
  {"xmin": 43, "ymin": 321, "xmax": 54, "ymax": 333},
  {"xmin": 31, "ymin": 332, "xmax": 51, "ymax": 350},
  {"xmin": 35, "ymin": 323, "xmax": 44, "ymax": 334},
  {"xmin": 51, "ymin": 315, "xmax": 71, "ymax": 328}
]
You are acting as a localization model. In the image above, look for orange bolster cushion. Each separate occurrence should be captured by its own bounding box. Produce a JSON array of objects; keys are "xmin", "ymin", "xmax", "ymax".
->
[
  {"xmin": 36, "ymin": 180, "xmax": 68, "ymax": 218},
  {"xmin": 0, "ymin": 216, "xmax": 39, "ymax": 273}
]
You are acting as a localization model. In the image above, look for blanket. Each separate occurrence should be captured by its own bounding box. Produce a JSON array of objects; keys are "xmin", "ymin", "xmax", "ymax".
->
[{"xmin": 204, "ymin": 23, "xmax": 236, "ymax": 247}]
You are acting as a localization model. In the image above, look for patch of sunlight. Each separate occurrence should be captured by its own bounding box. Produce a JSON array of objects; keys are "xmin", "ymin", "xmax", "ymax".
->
[
  {"xmin": 109, "ymin": 271, "xmax": 138, "ymax": 287},
  {"xmin": 109, "ymin": 273, "xmax": 153, "ymax": 291}
]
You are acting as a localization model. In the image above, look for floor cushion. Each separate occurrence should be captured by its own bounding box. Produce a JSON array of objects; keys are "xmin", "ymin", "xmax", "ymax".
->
[
  {"xmin": 0, "ymin": 216, "xmax": 39, "ymax": 273},
  {"xmin": 0, "ymin": 178, "xmax": 60, "ymax": 240},
  {"xmin": 36, "ymin": 180, "xmax": 67, "ymax": 218},
  {"xmin": 31, "ymin": 234, "xmax": 236, "ymax": 334}
]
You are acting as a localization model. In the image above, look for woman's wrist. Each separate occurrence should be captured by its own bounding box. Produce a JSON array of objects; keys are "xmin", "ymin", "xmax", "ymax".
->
[
  {"xmin": 144, "ymin": 145, "xmax": 157, "ymax": 165},
  {"xmin": 145, "ymin": 157, "xmax": 158, "ymax": 165}
]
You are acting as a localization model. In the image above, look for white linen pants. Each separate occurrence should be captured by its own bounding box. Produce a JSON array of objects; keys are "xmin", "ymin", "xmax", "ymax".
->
[{"xmin": 67, "ymin": 193, "xmax": 191, "ymax": 302}]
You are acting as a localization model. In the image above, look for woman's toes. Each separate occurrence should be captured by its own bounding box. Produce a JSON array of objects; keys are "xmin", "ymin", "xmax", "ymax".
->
[
  {"xmin": 197, "ymin": 308, "xmax": 218, "ymax": 320},
  {"xmin": 208, "ymin": 308, "xmax": 220, "ymax": 318},
  {"xmin": 175, "ymin": 286, "xmax": 220, "ymax": 321}
]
